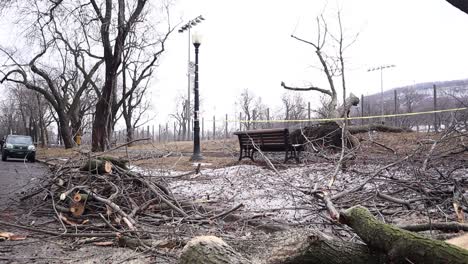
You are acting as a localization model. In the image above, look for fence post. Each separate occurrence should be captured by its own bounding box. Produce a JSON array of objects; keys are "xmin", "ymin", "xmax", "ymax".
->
[
  {"xmin": 165, "ymin": 123, "xmax": 169, "ymax": 142},
  {"xmin": 158, "ymin": 124, "xmax": 161, "ymax": 143},
  {"xmin": 308, "ymin": 102, "xmax": 311, "ymax": 126},
  {"xmin": 173, "ymin": 122, "xmax": 176, "ymax": 141},
  {"xmin": 394, "ymin": 90, "xmax": 398, "ymax": 127},
  {"xmin": 225, "ymin": 114, "xmax": 228, "ymax": 139},
  {"xmin": 252, "ymin": 110, "xmax": 257, "ymax": 130},
  {"xmin": 433, "ymin": 84, "xmax": 438, "ymax": 132},
  {"xmin": 367, "ymin": 101, "xmax": 371, "ymax": 125},
  {"xmin": 360, "ymin": 95, "xmax": 364, "ymax": 125},
  {"xmin": 266, "ymin": 108, "xmax": 270, "ymax": 128},
  {"xmin": 212, "ymin": 115, "xmax": 216, "ymax": 140},
  {"xmin": 152, "ymin": 125, "xmax": 154, "ymax": 142},
  {"xmin": 239, "ymin": 112, "xmax": 242, "ymax": 131},
  {"xmin": 202, "ymin": 117, "xmax": 205, "ymax": 140}
]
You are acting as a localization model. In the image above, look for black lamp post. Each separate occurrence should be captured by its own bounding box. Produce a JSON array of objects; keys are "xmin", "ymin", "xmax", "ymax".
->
[
  {"xmin": 191, "ymin": 32, "xmax": 203, "ymax": 161},
  {"xmin": 178, "ymin": 15, "xmax": 204, "ymax": 141}
]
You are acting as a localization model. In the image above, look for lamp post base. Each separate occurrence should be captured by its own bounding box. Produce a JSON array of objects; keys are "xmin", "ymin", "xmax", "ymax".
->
[{"xmin": 190, "ymin": 153, "xmax": 204, "ymax": 161}]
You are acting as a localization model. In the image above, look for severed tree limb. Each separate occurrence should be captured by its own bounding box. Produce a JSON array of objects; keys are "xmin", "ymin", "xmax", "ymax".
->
[
  {"xmin": 331, "ymin": 154, "xmax": 410, "ymax": 201},
  {"xmin": 348, "ymin": 124, "xmax": 411, "ymax": 134},
  {"xmin": 280, "ymin": 81, "xmax": 332, "ymax": 96},
  {"xmin": 79, "ymin": 189, "xmax": 137, "ymax": 230},
  {"xmin": 398, "ymin": 222, "xmax": 468, "ymax": 232},
  {"xmin": 369, "ymin": 140, "xmax": 396, "ymax": 154},
  {"xmin": 0, "ymin": 220, "xmax": 119, "ymax": 238},
  {"xmin": 209, "ymin": 203, "xmax": 244, "ymax": 220},
  {"xmin": 340, "ymin": 205, "xmax": 468, "ymax": 263},
  {"xmin": 137, "ymin": 178, "xmax": 189, "ymax": 218},
  {"xmin": 377, "ymin": 192, "xmax": 412, "ymax": 210}
]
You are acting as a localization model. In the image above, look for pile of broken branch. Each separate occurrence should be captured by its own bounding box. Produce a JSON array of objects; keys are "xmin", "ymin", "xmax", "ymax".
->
[{"xmin": 11, "ymin": 154, "xmax": 241, "ymax": 250}]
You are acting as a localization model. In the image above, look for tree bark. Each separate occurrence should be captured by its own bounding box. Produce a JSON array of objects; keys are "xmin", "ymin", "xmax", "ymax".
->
[
  {"xmin": 266, "ymin": 230, "xmax": 387, "ymax": 264},
  {"xmin": 179, "ymin": 236, "xmax": 252, "ymax": 264},
  {"xmin": 340, "ymin": 205, "xmax": 468, "ymax": 264},
  {"xmin": 348, "ymin": 124, "xmax": 412, "ymax": 134},
  {"xmin": 57, "ymin": 110, "xmax": 74, "ymax": 149}
]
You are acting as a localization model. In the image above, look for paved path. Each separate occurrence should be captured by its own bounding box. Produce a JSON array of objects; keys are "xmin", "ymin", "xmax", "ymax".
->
[{"xmin": 0, "ymin": 159, "xmax": 48, "ymax": 209}]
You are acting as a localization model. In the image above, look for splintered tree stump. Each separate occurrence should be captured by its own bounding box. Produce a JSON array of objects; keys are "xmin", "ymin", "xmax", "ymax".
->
[
  {"xmin": 179, "ymin": 236, "xmax": 251, "ymax": 264},
  {"xmin": 341, "ymin": 205, "xmax": 468, "ymax": 264},
  {"xmin": 80, "ymin": 160, "xmax": 112, "ymax": 174}
]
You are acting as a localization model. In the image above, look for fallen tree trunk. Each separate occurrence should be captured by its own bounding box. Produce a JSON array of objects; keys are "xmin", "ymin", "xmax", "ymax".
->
[
  {"xmin": 179, "ymin": 206, "xmax": 468, "ymax": 264},
  {"xmin": 340, "ymin": 205, "xmax": 468, "ymax": 264},
  {"xmin": 348, "ymin": 124, "xmax": 412, "ymax": 134},
  {"xmin": 179, "ymin": 231, "xmax": 388, "ymax": 264},
  {"xmin": 266, "ymin": 230, "xmax": 388, "ymax": 264},
  {"xmin": 80, "ymin": 160, "xmax": 112, "ymax": 174}
]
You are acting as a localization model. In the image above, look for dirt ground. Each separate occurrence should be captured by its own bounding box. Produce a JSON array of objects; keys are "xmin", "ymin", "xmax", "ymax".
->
[{"xmin": 2, "ymin": 131, "xmax": 468, "ymax": 263}]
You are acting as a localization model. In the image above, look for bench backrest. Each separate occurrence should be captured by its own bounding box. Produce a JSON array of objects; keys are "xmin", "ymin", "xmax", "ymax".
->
[{"xmin": 233, "ymin": 128, "xmax": 290, "ymax": 147}]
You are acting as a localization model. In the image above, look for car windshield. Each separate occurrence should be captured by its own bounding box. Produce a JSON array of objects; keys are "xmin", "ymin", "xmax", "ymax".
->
[{"xmin": 7, "ymin": 136, "xmax": 33, "ymax": 145}]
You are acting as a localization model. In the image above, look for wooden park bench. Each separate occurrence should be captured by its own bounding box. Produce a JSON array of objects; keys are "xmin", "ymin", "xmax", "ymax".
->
[{"xmin": 233, "ymin": 128, "xmax": 303, "ymax": 163}]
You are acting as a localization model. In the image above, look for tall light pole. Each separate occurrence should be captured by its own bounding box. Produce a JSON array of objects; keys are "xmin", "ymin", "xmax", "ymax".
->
[
  {"xmin": 367, "ymin": 64, "xmax": 396, "ymax": 123},
  {"xmin": 190, "ymin": 32, "xmax": 203, "ymax": 161},
  {"xmin": 178, "ymin": 15, "xmax": 204, "ymax": 141}
]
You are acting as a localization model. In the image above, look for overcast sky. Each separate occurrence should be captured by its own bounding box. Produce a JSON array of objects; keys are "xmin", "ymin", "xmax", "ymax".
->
[
  {"xmin": 151, "ymin": 0, "xmax": 468, "ymax": 124},
  {"xmin": 1, "ymin": 0, "xmax": 468, "ymax": 129}
]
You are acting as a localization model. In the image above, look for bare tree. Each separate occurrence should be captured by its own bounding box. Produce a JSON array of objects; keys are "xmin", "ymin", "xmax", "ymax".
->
[
  {"xmin": 237, "ymin": 88, "xmax": 267, "ymax": 130},
  {"xmin": 0, "ymin": 1, "xmax": 102, "ymax": 148},
  {"xmin": 281, "ymin": 92, "xmax": 307, "ymax": 123},
  {"xmin": 171, "ymin": 94, "xmax": 191, "ymax": 141},
  {"xmin": 281, "ymin": 12, "xmax": 359, "ymax": 118},
  {"xmin": 114, "ymin": 7, "xmax": 173, "ymax": 144}
]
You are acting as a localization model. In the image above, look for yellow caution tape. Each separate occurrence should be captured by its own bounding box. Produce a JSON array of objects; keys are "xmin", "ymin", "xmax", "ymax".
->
[{"xmin": 222, "ymin": 107, "xmax": 468, "ymax": 123}]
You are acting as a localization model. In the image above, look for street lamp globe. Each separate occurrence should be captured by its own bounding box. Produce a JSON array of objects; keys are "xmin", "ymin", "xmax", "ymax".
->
[{"xmin": 192, "ymin": 32, "xmax": 202, "ymax": 46}]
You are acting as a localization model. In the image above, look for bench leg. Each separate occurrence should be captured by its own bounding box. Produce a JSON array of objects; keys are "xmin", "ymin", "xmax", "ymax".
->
[{"xmin": 249, "ymin": 149, "xmax": 255, "ymax": 161}]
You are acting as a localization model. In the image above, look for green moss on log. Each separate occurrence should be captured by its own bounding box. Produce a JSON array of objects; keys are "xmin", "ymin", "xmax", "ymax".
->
[{"xmin": 341, "ymin": 205, "xmax": 468, "ymax": 264}]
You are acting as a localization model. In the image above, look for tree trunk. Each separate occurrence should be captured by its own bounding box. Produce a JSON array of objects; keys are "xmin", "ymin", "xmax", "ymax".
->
[
  {"xmin": 348, "ymin": 124, "xmax": 412, "ymax": 134},
  {"xmin": 266, "ymin": 230, "xmax": 387, "ymax": 264},
  {"xmin": 57, "ymin": 110, "xmax": 74, "ymax": 149},
  {"xmin": 180, "ymin": 232, "xmax": 388, "ymax": 264},
  {"xmin": 340, "ymin": 205, "xmax": 468, "ymax": 264}
]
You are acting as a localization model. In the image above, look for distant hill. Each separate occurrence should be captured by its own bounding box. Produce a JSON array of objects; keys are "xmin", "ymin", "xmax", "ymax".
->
[{"xmin": 362, "ymin": 78, "xmax": 468, "ymax": 113}]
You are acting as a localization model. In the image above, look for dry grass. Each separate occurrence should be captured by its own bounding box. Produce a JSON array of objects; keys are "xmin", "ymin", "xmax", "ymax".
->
[{"xmin": 37, "ymin": 131, "xmax": 465, "ymax": 172}]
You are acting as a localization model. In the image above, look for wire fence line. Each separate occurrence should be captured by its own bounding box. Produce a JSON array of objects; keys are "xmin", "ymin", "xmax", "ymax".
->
[{"xmin": 76, "ymin": 85, "xmax": 468, "ymax": 146}]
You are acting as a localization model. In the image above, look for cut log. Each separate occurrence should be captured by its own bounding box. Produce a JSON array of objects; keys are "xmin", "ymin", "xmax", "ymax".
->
[
  {"xmin": 97, "ymin": 156, "xmax": 129, "ymax": 170},
  {"xmin": 70, "ymin": 201, "xmax": 85, "ymax": 217},
  {"xmin": 340, "ymin": 205, "xmax": 468, "ymax": 264},
  {"xmin": 179, "ymin": 236, "xmax": 252, "ymax": 264},
  {"xmin": 80, "ymin": 160, "xmax": 112, "ymax": 174}
]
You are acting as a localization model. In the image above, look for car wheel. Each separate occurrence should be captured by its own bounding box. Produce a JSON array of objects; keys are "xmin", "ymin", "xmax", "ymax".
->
[
  {"xmin": 2, "ymin": 153, "xmax": 7, "ymax": 161},
  {"xmin": 28, "ymin": 154, "xmax": 35, "ymax": 163}
]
